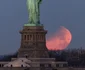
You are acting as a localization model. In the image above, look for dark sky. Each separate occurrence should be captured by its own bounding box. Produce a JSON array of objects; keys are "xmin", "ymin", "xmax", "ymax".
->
[{"xmin": 0, "ymin": 0, "xmax": 85, "ymax": 55}]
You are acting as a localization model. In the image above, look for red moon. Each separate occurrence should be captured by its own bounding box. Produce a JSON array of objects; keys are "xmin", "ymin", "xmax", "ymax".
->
[{"xmin": 46, "ymin": 26, "xmax": 72, "ymax": 50}]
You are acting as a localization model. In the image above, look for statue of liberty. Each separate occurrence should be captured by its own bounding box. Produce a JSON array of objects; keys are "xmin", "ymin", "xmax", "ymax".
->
[{"xmin": 26, "ymin": 0, "xmax": 42, "ymax": 25}]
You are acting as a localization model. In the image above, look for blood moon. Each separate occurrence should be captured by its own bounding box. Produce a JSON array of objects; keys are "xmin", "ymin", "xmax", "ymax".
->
[{"xmin": 46, "ymin": 26, "xmax": 72, "ymax": 50}]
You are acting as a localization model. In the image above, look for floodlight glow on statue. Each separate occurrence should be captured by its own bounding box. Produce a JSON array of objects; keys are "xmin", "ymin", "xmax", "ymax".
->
[{"xmin": 24, "ymin": 0, "xmax": 42, "ymax": 26}]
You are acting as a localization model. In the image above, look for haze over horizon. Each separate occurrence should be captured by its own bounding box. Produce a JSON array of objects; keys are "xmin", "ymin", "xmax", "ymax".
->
[{"xmin": 0, "ymin": 0, "xmax": 85, "ymax": 55}]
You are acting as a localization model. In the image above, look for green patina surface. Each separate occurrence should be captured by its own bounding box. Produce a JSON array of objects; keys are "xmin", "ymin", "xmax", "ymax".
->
[
  {"xmin": 24, "ymin": 23, "xmax": 43, "ymax": 26},
  {"xmin": 24, "ymin": 0, "xmax": 42, "ymax": 26}
]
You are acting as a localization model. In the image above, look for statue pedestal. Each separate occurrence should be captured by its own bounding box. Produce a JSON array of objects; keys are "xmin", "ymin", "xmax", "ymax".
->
[{"xmin": 18, "ymin": 25, "xmax": 49, "ymax": 58}]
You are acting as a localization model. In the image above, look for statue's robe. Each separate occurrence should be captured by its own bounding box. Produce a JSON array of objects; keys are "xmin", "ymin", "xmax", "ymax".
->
[{"xmin": 27, "ymin": 0, "xmax": 42, "ymax": 24}]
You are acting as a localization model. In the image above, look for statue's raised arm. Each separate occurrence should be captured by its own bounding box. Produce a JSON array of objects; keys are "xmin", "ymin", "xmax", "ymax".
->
[{"xmin": 27, "ymin": 0, "xmax": 42, "ymax": 24}]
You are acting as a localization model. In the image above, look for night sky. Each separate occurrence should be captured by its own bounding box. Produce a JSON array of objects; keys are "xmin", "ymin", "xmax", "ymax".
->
[{"xmin": 0, "ymin": 0, "xmax": 85, "ymax": 55}]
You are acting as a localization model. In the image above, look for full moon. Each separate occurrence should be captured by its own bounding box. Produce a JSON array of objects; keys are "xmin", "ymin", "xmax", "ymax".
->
[{"xmin": 46, "ymin": 26, "xmax": 72, "ymax": 50}]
